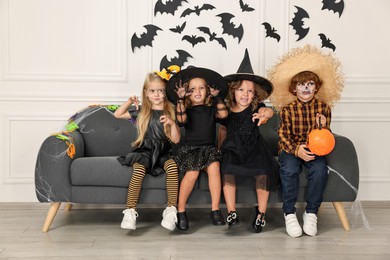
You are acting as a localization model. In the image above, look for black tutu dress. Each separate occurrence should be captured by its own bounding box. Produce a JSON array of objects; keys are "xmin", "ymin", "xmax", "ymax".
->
[
  {"xmin": 220, "ymin": 104, "xmax": 279, "ymax": 191},
  {"xmin": 117, "ymin": 110, "xmax": 172, "ymax": 176},
  {"xmin": 174, "ymin": 105, "xmax": 222, "ymax": 175}
]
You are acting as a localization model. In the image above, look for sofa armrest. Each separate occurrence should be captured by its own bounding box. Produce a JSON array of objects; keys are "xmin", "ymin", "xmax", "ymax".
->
[
  {"xmin": 323, "ymin": 134, "xmax": 359, "ymax": 202},
  {"xmin": 35, "ymin": 131, "xmax": 85, "ymax": 202}
]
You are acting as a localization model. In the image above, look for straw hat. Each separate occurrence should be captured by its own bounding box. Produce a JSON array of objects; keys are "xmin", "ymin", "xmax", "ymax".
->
[
  {"xmin": 166, "ymin": 66, "xmax": 228, "ymax": 103},
  {"xmin": 267, "ymin": 44, "xmax": 344, "ymax": 111},
  {"xmin": 225, "ymin": 49, "xmax": 273, "ymax": 98}
]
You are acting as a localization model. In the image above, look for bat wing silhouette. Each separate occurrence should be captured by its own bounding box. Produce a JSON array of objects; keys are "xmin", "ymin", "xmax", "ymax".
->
[
  {"xmin": 182, "ymin": 35, "xmax": 206, "ymax": 47},
  {"xmin": 131, "ymin": 24, "xmax": 162, "ymax": 52},
  {"xmin": 321, "ymin": 0, "xmax": 344, "ymax": 18},
  {"xmin": 262, "ymin": 22, "xmax": 281, "ymax": 42},
  {"xmin": 289, "ymin": 6, "xmax": 310, "ymax": 41},
  {"xmin": 154, "ymin": 0, "xmax": 187, "ymax": 16},
  {"xmin": 169, "ymin": 22, "xmax": 186, "ymax": 34},
  {"xmin": 239, "ymin": 0, "xmax": 255, "ymax": 12},
  {"xmin": 160, "ymin": 50, "xmax": 193, "ymax": 71},
  {"xmin": 319, "ymin": 33, "xmax": 336, "ymax": 51},
  {"xmin": 181, "ymin": 4, "xmax": 215, "ymax": 17},
  {"xmin": 216, "ymin": 13, "xmax": 244, "ymax": 43},
  {"xmin": 197, "ymin": 27, "xmax": 227, "ymax": 49}
]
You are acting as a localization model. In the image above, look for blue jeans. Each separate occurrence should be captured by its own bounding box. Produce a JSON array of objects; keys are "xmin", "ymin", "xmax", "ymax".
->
[{"xmin": 279, "ymin": 151, "xmax": 328, "ymax": 214}]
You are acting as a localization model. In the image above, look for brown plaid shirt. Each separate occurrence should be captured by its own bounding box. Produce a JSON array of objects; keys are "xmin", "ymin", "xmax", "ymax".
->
[{"xmin": 278, "ymin": 98, "xmax": 332, "ymax": 156}]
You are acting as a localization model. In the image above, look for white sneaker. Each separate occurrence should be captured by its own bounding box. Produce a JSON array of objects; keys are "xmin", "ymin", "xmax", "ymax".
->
[
  {"xmin": 121, "ymin": 208, "xmax": 138, "ymax": 230},
  {"xmin": 303, "ymin": 211, "xmax": 318, "ymax": 236},
  {"xmin": 284, "ymin": 213, "xmax": 302, "ymax": 238},
  {"xmin": 161, "ymin": 206, "xmax": 177, "ymax": 231}
]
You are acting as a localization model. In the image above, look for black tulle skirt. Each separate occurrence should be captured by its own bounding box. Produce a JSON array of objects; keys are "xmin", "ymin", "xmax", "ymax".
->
[{"xmin": 174, "ymin": 145, "xmax": 222, "ymax": 175}]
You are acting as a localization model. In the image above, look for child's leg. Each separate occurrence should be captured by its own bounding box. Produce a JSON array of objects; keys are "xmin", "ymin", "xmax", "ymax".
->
[
  {"xmin": 255, "ymin": 175, "xmax": 270, "ymax": 213},
  {"xmin": 223, "ymin": 174, "xmax": 236, "ymax": 212},
  {"xmin": 279, "ymin": 151, "xmax": 301, "ymax": 214},
  {"xmin": 206, "ymin": 161, "xmax": 222, "ymax": 211},
  {"xmin": 163, "ymin": 159, "xmax": 179, "ymax": 207},
  {"xmin": 305, "ymin": 157, "xmax": 328, "ymax": 214},
  {"xmin": 126, "ymin": 163, "xmax": 146, "ymax": 209},
  {"xmin": 177, "ymin": 170, "xmax": 200, "ymax": 212}
]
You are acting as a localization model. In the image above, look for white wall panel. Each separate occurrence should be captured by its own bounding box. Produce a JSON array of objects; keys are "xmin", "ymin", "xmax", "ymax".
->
[{"xmin": 0, "ymin": 0, "xmax": 390, "ymax": 201}]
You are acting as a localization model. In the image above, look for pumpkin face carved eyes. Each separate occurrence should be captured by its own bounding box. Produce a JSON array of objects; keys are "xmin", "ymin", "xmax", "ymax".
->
[{"xmin": 307, "ymin": 128, "xmax": 335, "ymax": 156}]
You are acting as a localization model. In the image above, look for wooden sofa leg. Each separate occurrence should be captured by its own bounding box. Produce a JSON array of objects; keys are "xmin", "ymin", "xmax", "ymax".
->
[
  {"xmin": 64, "ymin": 202, "xmax": 72, "ymax": 212},
  {"xmin": 332, "ymin": 201, "xmax": 350, "ymax": 231},
  {"xmin": 42, "ymin": 202, "xmax": 61, "ymax": 232}
]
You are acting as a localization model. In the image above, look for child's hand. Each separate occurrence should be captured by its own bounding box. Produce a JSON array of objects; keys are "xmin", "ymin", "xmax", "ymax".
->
[
  {"xmin": 316, "ymin": 113, "xmax": 327, "ymax": 128},
  {"xmin": 128, "ymin": 96, "xmax": 140, "ymax": 110},
  {"xmin": 252, "ymin": 108, "xmax": 273, "ymax": 126},
  {"xmin": 297, "ymin": 145, "xmax": 315, "ymax": 161},
  {"xmin": 175, "ymin": 80, "xmax": 191, "ymax": 99},
  {"xmin": 210, "ymin": 87, "xmax": 220, "ymax": 97},
  {"xmin": 160, "ymin": 115, "xmax": 175, "ymax": 126}
]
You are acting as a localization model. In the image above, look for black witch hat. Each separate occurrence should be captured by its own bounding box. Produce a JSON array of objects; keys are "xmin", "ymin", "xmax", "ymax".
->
[{"xmin": 224, "ymin": 49, "xmax": 273, "ymax": 97}]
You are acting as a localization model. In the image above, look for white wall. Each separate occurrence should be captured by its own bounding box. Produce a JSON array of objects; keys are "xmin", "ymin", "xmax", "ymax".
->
[{"xmin": 0, "ymin": 0, "xmax": 389, "ymax": 202}]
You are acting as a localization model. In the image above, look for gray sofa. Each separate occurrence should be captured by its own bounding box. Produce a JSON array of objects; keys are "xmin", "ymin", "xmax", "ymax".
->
[{"xmin": 35, "ymin": 105, "xmax": 359, "ymax": 232}]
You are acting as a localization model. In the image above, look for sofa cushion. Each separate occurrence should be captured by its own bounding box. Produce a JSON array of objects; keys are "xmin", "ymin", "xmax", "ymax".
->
[
  {"xmin": 70, "ymin": 156, "xmax": 166, "ymax": 189},
  {"xmin": 76, "ymin": 107, "xmax": 137, "ymax": 157}
]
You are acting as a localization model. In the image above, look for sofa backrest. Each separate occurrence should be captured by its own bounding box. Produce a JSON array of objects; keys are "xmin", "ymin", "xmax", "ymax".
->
[
  {"xmin": 259, "ymin": 113, "xmax": 280, "ymax": 156},
  {"xmin": 76, "ymin": 107, "xmax": 137, "ymax": 157}
]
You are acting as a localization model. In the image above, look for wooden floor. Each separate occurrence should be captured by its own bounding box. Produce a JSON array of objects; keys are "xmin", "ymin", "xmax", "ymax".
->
[{"xmin": 1, "ymin": 202, "xmax": 389, "ymax": 259}]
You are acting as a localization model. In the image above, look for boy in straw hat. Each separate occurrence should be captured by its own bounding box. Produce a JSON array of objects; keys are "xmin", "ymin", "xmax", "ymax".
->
[{"xmin": 267, "ymin": 45, "xmax": 344, "ymax": 237}]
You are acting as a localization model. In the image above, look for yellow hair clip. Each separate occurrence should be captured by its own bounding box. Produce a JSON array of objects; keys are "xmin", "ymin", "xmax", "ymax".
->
[{"xmin": 156, "ymin": 65, "xmax": 181, "ymax": 80}]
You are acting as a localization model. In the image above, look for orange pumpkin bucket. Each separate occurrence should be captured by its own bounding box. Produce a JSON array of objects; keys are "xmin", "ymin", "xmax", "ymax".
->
[{"xmin": 307, "ymin": 124, "xmax": 335, "ymax": 156}]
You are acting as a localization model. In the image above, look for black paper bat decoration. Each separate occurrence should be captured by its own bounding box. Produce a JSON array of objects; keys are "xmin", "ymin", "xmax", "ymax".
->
[
  {"xmin": 182, "ymin": 35, "xmax": 206, "ymax": 47},
  {"xmin": 160, "ymin": 50, "xmax": 193, "ymax": 71},
  {"xmin": 262, "ymin": 22, "xmax": 281, "ymax": 42},
  {"xmin": 289, "ymin": 6, "xmax": 310, "ymax": 41},
  {"xmin": 216, "ymin": 13, "xmax": 244, "ymax": 43},
  {"xmin": 319, "ymin": 33, "xmax": 336, "ymax": 51},
  {"xmin": 197, "ymin": 27, "xmax": 227, "ymax": 49},
  {"xmin": 321, "ymin": 0, "xmax": 344, "ymax": 18},
  {"xmin": 131, "ymin": 24, "xmax": 162, "ymax": 52},
  {"xmin": 181, "ymin": 4, "xmax": 215, "ymax": 17},
  {"xmin": 169, "ymin": 22, "xmax": 186, "ymax": 34},
  {"xmin": 239, "ymin": 0, "xmax": 255, "ymax": 12},
  {"xmin": 154, "ymin": 0, "xmax": 187, "ymax": 16}
]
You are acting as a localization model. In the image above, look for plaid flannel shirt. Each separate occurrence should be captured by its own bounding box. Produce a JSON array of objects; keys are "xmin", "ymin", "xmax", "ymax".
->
[{"xmin": 278, "ymin": 98, "xmax": 332, "ymax": 156}]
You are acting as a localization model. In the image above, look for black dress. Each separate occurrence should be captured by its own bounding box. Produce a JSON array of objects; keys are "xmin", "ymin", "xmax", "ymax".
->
[
  {"xmin": 220, "ymin": 104, "xmax": 279, "ymax": 190},
  {"xmin": 174, "ymin": 105, "xmax": 222, "ymax": 175},
  {"xmin": 117, "ymin": 110, "xmax": 172, "ymax": 176}
]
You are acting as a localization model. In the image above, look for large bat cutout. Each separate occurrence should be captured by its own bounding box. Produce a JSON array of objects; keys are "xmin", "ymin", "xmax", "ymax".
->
[
  {"xmin": 321, "ymin": 0, "xmax": 344, "ymax": 18},
  {"xmin": 181, "ymin": 4, "xmax": 215, "ymax": 17},
  {"xmin": 160, "ymin": 50, "xmax": 193, "ymax": 71},
  {"xmin": 170, "ymin": 22, "xmax": 186, "ymax": 34},
  {"xmin": 319, "ymin": 33, "xmax": 336, "ymax": 51},
  {"xmin": 182, "ymin": 35, "xmax": 206, "ymax": 47},
  {"xmin": 216, "ymin": 13, "xmax": 244, "ymax": 43},
  {"xmin": 239, "ymin": 0, "xmax": 255, "ymax": 12},
  {"xmin": 289, "ymin": 6, "xmax": 310, "ymax": 41},
  {"xmin": 154, "ymin": 0, "xmax": 187, "ymax": 16},
  {"xmin": 131, "ymin": 24, "xmax": 162, "ymax": 52},
  {"xmin": 197, "ymin": 27, "xmax": 227, "ymax": 49},
  {"xmin": 262, "ymin": 22, "xmax": 281, "ymax": 42}
]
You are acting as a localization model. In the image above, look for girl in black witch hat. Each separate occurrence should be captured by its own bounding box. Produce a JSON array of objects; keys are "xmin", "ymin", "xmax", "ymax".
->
[
  {"xmin": 166, "ymin": 66, "xmax": 228, "ymax": 231},
  {"xmin": 219, "ymin": 49, "xmax": 279, "ymax": 233}
]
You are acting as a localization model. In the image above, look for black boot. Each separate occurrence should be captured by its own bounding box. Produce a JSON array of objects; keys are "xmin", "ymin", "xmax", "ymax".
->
[
  {"xmin": 176, "ymin": 211, "xmax": 189, "ymax": 231},
  {"xmin": 252, "ymin": 207, "xmax": 266, "ymax": 233},
  {"xmin": 226, "ymin": 211, "xmax": 240, "ymax": 227},
  {"xmin": 210, "ymin": 210, "xmax": 225, "ymax": 225}
]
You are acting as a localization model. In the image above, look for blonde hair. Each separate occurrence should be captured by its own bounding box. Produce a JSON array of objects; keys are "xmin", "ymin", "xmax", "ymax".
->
[
  {"xmin": 226, "ymin": 81, "xmax": 268, "ymax": 111},
  {"xmin": 133, "ymin": 72, "xmax": 176, "ymax": 147}
]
